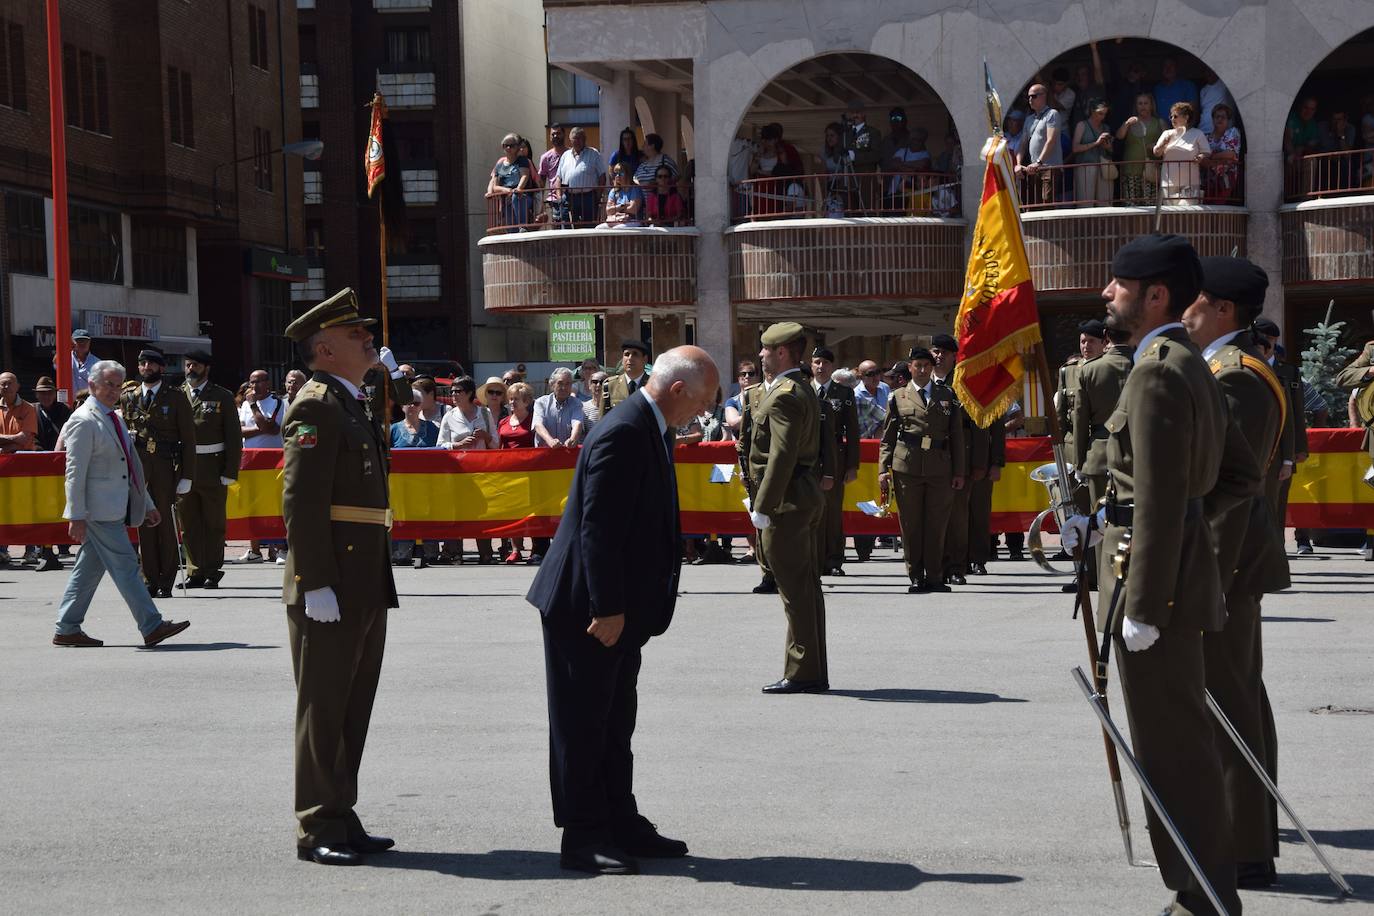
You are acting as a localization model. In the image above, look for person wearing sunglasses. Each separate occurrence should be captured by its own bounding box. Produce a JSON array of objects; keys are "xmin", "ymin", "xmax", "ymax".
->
[
  {"xmin": 1016, "ymin": 83, "xmax": 1063, "ymax": 206},
  {"xmin": 599, "ymin": 164, "xmax": 644, "ymax": 228},
  {"xmin": 486, "ymin": 133, "xmax": 533, "ymax": 229},
  {"xmin": 643, "ymin": 167, "xmax": 686, "ymax": 226}
]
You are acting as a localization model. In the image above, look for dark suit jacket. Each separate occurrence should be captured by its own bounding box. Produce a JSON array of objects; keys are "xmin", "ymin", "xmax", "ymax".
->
[{"xmin": 526, "ymin": 390, "xmax": 681, "ymax": 647}]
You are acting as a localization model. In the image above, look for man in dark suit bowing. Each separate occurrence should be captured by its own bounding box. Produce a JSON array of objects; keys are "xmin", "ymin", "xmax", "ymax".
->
[{"xmin": 527, "ymin": 345, "xmax": 720, "ymax": 876}]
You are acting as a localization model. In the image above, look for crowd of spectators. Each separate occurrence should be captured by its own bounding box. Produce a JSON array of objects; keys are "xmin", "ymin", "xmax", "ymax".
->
[{"xmin": 488, "ymin": 123, "xmax": 691, "ymax": 231}]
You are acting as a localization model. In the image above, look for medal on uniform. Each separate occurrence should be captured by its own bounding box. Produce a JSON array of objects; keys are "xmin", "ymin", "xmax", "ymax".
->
[
  {"xmin": 921, "ymin": 436, "xmax": 932, "ymax": 450},
  {"xmin": 146, "ymin": 439, "xmax": 157, "ymax": 455}
]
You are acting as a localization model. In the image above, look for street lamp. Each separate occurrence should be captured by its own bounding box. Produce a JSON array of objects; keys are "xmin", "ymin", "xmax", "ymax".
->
[{"xmin": 212, "ymin": 139, "xmax": 324, "ymax": 216}]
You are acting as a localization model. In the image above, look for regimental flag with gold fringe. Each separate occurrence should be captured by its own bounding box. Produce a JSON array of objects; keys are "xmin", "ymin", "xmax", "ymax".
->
[
  {"xmin": 364, "ymin": 92, "xmax": 387, "ymax": 198},
  {"xmin": 951, "ymin": 136, "xmax": 1041, "ymax": 428}
]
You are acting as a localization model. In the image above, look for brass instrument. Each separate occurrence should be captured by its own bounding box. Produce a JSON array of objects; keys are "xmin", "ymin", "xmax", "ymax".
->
[{"xmin": 1026, "ymin": 460, "xmax": 1080, "ymax": 575}]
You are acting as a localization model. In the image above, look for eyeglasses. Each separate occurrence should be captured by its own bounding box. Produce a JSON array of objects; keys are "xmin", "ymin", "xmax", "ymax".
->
[
  {"xmin": 739, "ymin": 370, "xmax": 758, "ymax": 378},
  {"xmin": 591, "ymin": 379, "xmax": 605, "ymax": 387},
  {"xmin": 862, "ymin": 370, "xmax": 881, "ymax": 378}
]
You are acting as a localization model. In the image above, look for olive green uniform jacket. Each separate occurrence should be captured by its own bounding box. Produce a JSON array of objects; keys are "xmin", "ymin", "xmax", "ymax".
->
[
  {"xmin": 599, "ymin": 370, "xmax": 650, "ymax": 417},
  {"xmin": 1336, "ymin": 342, "xmax": 1374, "ymax": 459}
]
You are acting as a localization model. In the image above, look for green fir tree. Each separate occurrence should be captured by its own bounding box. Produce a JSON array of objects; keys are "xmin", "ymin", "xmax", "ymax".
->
[{"xmin": 1299, "ymin": 300, "xmax": 1356, "ymax": 420}]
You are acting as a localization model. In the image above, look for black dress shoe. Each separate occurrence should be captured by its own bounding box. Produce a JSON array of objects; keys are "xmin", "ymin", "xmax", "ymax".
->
[
  {"xmin": 1061, "ymin": 581, "xmax": 1079, "ymax": 593},
  {"xmin": 751, "ymin": 579, "xmax": 778, "ymax": 594},
  {"xmin": 928, "ymin": 583, "xmax": 952, "ymax": 593},
  {"xmin": 968, "ymin": 562, "xmax": 987, "ymax": 575},
  {"xmin": 204, "ymin": 570, "xmax": 224, "ymax": 589},
  {"xmin": 947, "ymin": 573, "xmax": 967, "ymax": 585},
  {"xmin": 297, "ymin": 844, "xmax": 362, "ymax": 866},
  {"xmin": 348, "ymin": 832, "xmax": 395, "ymax": 854},
  {"xmin": 908, "ymin": 580, "xmax": 931, "ymax": 594},
  {"xmin": 1236, "ymin": 859, "xmax": 1277, "ymax": 888},
  {"xmin": 559, "ymin": 843, "xmax": 638, "ymax": 875},
  {"xmin": 184, "ymin": 575, "xmax": 206, "ymax": 588},
  {"xmin": 37, "ymin": 556, "xmax": 63, "ymax": 571},
  {"xmin": 1007, "ymin": 551, "xmax": 1025, "ymax": 562},
  {"xmin": 761, "ymin": 678, "xmax": 827, "ymax": 694},
  {"xmin": 156, "ymin": 587, "xmax": 174, "ymax": 599},
  {"xmin": 612, "ymin": 816, "xmax": 688, "ymax": 858},
  {"xmin": 826, "ymin": 566, "xmax": 845, "ymax": 576}
]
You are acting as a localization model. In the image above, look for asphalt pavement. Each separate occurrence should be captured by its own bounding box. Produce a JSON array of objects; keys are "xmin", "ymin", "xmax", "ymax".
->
[{"xmin": 2, "ymin": 542, "xmax": 1371, "ymax": 915}]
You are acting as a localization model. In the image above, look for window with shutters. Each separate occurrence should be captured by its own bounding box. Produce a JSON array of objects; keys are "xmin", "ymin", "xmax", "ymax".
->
[
  {"xmin": 167, "ymin": 67, "xmax": 195, "ymax": 148},
  {"xmin": 132, "ymin": 219, "xmax": 188, "ymax": 293},
  {"xmin": 4, "ymin": 193, "xmax": 46, "ymax": 276},
  {"xmin": 69, "ymin": 205, "xmax": 123, "ymax": 285},
  {"xmin": 248, "ymin": 4, "xmax": 269, "ymax": 72},
  {"xmin": 253, "ymin": 127, "xmax": 274, "ymax": 191},
  {"xmin": 0, "ymin": 20, "xmax": 27, "ymax": 111},
  {"xmin": 62, "ymin": 44, "xmax": 110, "ymax": 136}
]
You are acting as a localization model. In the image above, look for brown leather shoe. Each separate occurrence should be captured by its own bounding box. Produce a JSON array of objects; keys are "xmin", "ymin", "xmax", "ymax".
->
[
  {"xmin": 143, "ymin": 620, "xmax": 190, "ymax": 647},
  {"xmin": 53, "ymin": 630, "xmax": 104, "ymax": 647}
]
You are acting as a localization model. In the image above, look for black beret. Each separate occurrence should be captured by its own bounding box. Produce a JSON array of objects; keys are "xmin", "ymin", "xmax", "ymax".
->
[
  {"xmin": 930, "ymin": 333, "xmax": 958, "ymax": 352},
  {"xmin": 137, "ymin": 348, "xmax": 166, "ymax": 365},
  {"xmin": 1199, "ymin": 256, "xmax": 1268, "ymax": 308},
  {"xmin": 889, "ymin": 362, "xmax": 912, "ymax": 377},
  {"xmin": 812, "ymin": 346, "xmax": 835, "ymax": 362},
  {"xmin": 906, "ymin": 346, "xmax": 934, "ymax": 363},
  {"xmin": 620, "ymin": 339, "xmax": 650, "ymax": 356},
  {"xmin": 184, "ymin": 348, "xmax": 213, "ymax": 365},
  {"xmin": 1252, "ymin": 317, "xmax": 1280, "ymax": 338},
  {"xmin": 1078, "ymin": 319, "xmax": 1107, "ymax": 338},
  {"xmin": 1110, "ymin": 233, "xmax": 1201, "ymax": 285}
]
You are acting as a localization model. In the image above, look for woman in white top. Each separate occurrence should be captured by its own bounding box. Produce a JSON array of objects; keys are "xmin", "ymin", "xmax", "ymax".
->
[
  {"xmin": 437, "ymin": 376, "xmax": 498, "ymax": 449},
  {"xmin": 1153, "ymin": 101, "xmax": 1211, "ymax": 205}
]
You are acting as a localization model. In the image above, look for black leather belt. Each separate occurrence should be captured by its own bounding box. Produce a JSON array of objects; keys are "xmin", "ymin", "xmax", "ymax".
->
[
  {"xmin": 1105, "ymin": 497, "xmax": 1203, "ymax": 526},
  {"xmin": 898, "ymin": 432, "xmax": 948, "ymax": 450},
  {"xmin": 1089, "ymin": 424, "xmax": 1109, "ymax": 438}
]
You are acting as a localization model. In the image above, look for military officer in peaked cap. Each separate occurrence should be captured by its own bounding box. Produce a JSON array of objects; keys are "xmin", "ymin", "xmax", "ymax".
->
[
  {"xmin": 879, "ymin": 346, "xmax": 966, "ymax": 593},
  {"xmin": 178, "ymin": 347, "xmax": 242, "ymax": 588},
  {"xmin": 929, "ymin": 333, "xmax": 985, "ymax": 586},
  {"xmin": 811, "ymin": 346, "xmax": 858, "ymax": 576},
  {"xmin": 120, "ymin": 348, "xmax": 196, "ymax": 597},
  {"xmin": 1187, "ymin": 255, "xmax": 1289, "ymax": 889},
  {"xmin": 1062, "ymin": 234, "xmax": 1242, "ymax": 916},
  {"xmin": 600, "ymin": 339, "xmax": 652, "ymax": 416},
  {"xmin": 749, "ymin": 322, "xmax": 828, "ymax": 694},
  {"xmin": 280, "ymin": 288, "xmax": 406, "ymax": 866}
]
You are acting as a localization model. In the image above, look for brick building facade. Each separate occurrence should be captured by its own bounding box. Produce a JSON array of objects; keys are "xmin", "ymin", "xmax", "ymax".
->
[{"xmin": 0, "ymin": 0, "xmax": 303, "ymax": 389}]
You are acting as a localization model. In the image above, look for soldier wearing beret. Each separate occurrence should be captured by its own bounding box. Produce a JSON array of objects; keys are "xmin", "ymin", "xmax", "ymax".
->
[
  {"xmin": 878, "ymin": 347, "xmax": 966, "ymax": 593},
  {"xmin": 119, "ymin": 349, "xmax": 196, "ymax": 597},
  {"xmin": 1187, "ymin": 257, "xmax": 1292, "ymax": 887},
  {"xmin": 929, "ymin": 333, "xmax": 985, "ymax": 585},
  {"xmin": 1252, "ymin": 317, "xmax": 1309, "ymax": 549},
  {"xmin": 1065, "ymin": 234, "xmax": 1242, "ymax": 916},
  {"xmin": 810, "ymin": 347, "xmax": 859, "ymax": 576},
  {"xmin": 1335, "ymin": 333, "xmax": 1374, "ymax": 470},
  {"xmin": 1070, "ymin": 320, "xmax": 1131, "ymax": 591},
  {"xmin": 748, "ymin": 322, "xmax": 828, "ymax": 694},
  {"xmin": 178, "ymin": 348, "xmax": 242, "ymax": 588},
  {"xmin": 280, "ymin": 288, "xmax": 400, "ymax": 866},
  {"xmin": 599, "ymin": 339, "xmax": 652, "ymax": 416}
]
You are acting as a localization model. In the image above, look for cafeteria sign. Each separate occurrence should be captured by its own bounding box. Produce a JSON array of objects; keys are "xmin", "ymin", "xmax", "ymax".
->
[{"xmin": 548, "ymin": 313, "xmax": 596, "ymax": 361}]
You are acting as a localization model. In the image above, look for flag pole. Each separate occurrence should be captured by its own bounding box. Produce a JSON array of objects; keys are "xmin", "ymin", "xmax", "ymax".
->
[
  {"xmin": 979, "ymin": 59, "xmax": 1139, "ymax": 865},
  {"xmin": 378, "ymin": 186, "xmax": 389, "ymax": 348},
  {"xmin": 45, "ymin": 0, "xmax": 73, "ymax": 402}
]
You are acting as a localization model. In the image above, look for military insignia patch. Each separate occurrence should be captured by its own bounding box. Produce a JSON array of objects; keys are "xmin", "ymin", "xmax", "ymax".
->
[{"xmin": 295, "ymin": 424, "xmax": 319, "ymax": 448}]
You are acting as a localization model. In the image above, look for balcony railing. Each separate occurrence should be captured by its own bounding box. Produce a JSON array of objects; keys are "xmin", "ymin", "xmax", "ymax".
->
[
  {"xmin": 1015, "ymin": 158, "xmax": 1245, "ymax": 210},
  {"xmin": 729, "ymin": 171, "xmax": 960, "ymax": 222},
  {"xmin": 1284, "ymin": 148, "xmax": 1374, "ymax": 202},
  {"xmin": 485, "ymin": 183, "xmax": 694, "ymax": 234}
]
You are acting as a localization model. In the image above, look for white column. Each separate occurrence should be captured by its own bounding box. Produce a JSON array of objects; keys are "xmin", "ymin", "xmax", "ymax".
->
[
  {"xmin": 598, "ymin": 71, "xmax": 634, "ymax": 154},
  {"xmin": 690, "ymin": 55, "xmax": 733, "ymax": 378}
]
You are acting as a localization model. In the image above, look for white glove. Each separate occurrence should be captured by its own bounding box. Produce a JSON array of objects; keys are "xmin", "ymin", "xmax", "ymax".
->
[
  {"xmin": 1060, "ymin": 509, "xmax": 1105, "ymax": 552},
  {"xmin": 304, "ymin": 586, "xmax": 341, "ymax": 624},
  {"xmin": 378, "ymin": 346, "xmax": 403, "ymax": 379},
  {"xmin": 1121, "ymin": 617, "xmax": 1160, "ymax": 652},
  {"xmin": 219, "ymin": 476, "xmax": 235, "ymax": 487},
  {"xmin": 175, "ymin": 478, "xmax": 192, "ymax": 496},
  {"xmin": 750, "ymin": 510, "xmax": 772, "ymax": 530}
]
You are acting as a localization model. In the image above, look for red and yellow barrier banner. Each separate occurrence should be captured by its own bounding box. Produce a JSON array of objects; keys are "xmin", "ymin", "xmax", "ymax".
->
[{"xmin": 2, "ymin": 431, "xmax": 1369, "ymax": 544}]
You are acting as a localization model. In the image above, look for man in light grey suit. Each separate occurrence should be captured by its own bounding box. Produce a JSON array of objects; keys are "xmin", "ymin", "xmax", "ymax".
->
[{"xmin": 53, "ymin": 360, "xmax": 190, "ymax": 648}]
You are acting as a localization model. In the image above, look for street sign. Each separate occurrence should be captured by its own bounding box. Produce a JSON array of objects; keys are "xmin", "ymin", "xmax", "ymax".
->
[{"xmin": 548, "ymin": 313, "xmax": 596, "ymax": 361}]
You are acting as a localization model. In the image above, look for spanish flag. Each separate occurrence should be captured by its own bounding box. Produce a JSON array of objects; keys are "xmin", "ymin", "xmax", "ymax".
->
[
  {"xmin": 951, "ymin": 137, "xmax": 1041, "ymax": 428},
  {"xmin": 364, "ymin": 92, "xmax": 387, "ymax": 198}
]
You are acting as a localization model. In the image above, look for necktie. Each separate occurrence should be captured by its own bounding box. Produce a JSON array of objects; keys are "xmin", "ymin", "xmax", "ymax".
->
[
  {"xmin": 919, "ymin": 387, "xmax": 928, "ymax": 406},
  {"xmin": 108, "ymin": 411, "xmax": 141, "ymax": 492},
  {"xmin": 627, "ymin": 378, "xmax": 637, "ymax": 395},
  {"xmin": 141, "ymin": 389, "xmax": 152, "ymax": 410}
]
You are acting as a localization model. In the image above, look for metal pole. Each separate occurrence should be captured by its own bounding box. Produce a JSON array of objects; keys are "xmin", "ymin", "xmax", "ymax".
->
[
  {"xmin": 45, "ymin": 0, "xmax": 73, "ymax": 403},
  {"xmin": 378, "ymin": 190, "xmax": 389, "ymax": 347},
  {"xmin": 1204, "ymin": 691, "xmax": 1353, "ymax": 897},
  {"xmin": 1072, "ymin": 667, "xmax": 1231, "ymax": 915}
]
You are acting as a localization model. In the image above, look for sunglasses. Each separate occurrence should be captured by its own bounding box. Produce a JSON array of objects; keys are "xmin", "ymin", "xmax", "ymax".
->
[
  {"xmin": 862, "ymin": 370, "xmax": 881, "ymax": 378},
  {"xmin": 739, "ymin": 370, "xmax": 758, "ymax": 378}
]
